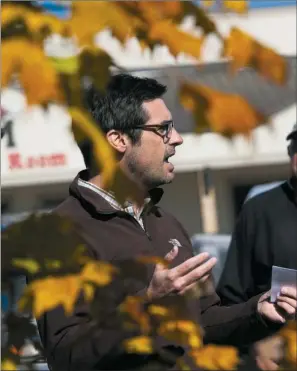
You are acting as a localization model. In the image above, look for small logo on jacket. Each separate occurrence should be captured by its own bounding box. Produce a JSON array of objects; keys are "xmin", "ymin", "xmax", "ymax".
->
[{"xmin": 168, "ymin": 238, "xmax": 182, "ymax": 247}]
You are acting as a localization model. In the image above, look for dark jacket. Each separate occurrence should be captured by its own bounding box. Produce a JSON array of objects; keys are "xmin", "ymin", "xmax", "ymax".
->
[
  {"xmin": 37, "ymin": 170, "xmax": 272, "ymax": 371},
  {"xmin": 217, "ymin": 181, "xmax": 297, "ymax": 351},
  {"xmin": 217, "ymin": 181, "xmax": 297, "ymax": 304}
]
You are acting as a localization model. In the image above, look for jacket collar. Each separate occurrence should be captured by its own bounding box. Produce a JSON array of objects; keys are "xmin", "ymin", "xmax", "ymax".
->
[
  {"xmin": 69, "ymin": 169, "xmax": 164, "ymax": 215},
  {"xmin": 286, "ymin": 177, "xmax": 297, "ymax": 205}
]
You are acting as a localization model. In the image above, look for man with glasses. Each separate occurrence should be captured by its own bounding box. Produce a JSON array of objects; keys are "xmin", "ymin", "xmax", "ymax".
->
[{"xmin": 38, "ymin": 75, "xmax": 297, "ymax": 371}]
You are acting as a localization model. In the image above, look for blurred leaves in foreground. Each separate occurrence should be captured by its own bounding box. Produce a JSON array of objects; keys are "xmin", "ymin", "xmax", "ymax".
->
[{"xmin": 1, "ymin": 213, "xmax": 88, "ymax": 279}]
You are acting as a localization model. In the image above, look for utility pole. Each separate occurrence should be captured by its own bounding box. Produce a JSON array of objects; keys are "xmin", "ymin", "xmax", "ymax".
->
[{"xmin": 197, "ymin": 167, "xmax": 219, "ymax": 234}]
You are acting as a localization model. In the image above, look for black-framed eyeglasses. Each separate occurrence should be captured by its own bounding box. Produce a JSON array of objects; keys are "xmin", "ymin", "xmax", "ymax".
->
[{"xmin": 134, "ymin": 120, "xmax": 174, "ymax": 142}]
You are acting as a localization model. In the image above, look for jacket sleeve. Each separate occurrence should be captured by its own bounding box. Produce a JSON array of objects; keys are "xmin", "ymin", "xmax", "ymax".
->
[
  {"xmin": 199, "ymin": 292, "xmax": 276, "ymax": 347},
  {"xmin": 216, "ymin": 202, "xmax": 257, "ymax": 305},
  {"xmin": 36, "ymin": 209, "xmax": 148, "ymax": 371},
  {"xmin": 38, "ymin": 293, "xmax": 138, "ymax": 371}
]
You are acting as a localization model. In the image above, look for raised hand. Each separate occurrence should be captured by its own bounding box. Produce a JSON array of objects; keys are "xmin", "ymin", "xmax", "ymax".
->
[{"xmin": 146, "ymin": 246, "xmax": 217, "ymax": 300}]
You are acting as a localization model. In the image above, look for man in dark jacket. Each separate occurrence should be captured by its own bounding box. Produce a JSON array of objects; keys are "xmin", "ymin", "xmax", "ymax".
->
[
  {"xmin": 37, "ymin": 75, "xmax": 297, "ymax": 371},
  {"xmin": 217, "ymin": 124, "xmax": 297, "ymax": 368},
  {"xmin": 217, "ymin": 124, "xmax": 297, "ymax": 303}
]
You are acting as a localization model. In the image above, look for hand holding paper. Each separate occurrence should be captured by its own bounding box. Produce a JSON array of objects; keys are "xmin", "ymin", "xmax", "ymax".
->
[{"xmin": 258, "ymin": 286, "xmax": 297, "ymax": 324}]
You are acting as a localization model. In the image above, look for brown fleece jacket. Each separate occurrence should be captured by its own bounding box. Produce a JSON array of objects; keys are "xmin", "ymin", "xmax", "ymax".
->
[{"xmin": 37, "ymin": 170, "xmax": 271, "ymax": 371}]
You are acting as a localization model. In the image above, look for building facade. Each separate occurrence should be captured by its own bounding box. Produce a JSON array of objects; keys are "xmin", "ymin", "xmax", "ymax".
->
[{"xmin": 1, "ymin": 3, "xmax": 296, "ymax": 236}]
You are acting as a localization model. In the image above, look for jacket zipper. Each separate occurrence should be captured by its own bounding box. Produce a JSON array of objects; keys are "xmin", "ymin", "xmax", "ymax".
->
[{"xmin": 117, "ymin": 211, "xmax": 152, "ymax": 241}]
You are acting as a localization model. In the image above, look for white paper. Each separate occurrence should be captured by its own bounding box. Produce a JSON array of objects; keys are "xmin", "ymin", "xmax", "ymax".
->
[{"xmin": 270, "ymin": 265, "xmax": 297, "ymax": 303}]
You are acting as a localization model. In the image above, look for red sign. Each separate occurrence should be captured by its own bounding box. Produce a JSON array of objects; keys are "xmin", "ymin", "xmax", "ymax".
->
[{"xmin": 8, "ymin": 152, "xmax": 67, "ymax": 170}]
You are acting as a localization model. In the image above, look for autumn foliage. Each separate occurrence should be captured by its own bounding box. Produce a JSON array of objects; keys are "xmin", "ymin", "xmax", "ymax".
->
[{"xmin": 1, "ymin": 1, "xmax": 295, "ymax": 370}]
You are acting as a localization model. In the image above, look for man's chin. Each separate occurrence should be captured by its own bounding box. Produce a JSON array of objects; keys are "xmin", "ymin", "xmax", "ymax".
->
[
  {"xmin": 164, "ymin": 171, "xmax": 175, "ymax": 184},
  {"xmin": 149, "ymin": 173, "xmax": 175, "ymax": 188}
]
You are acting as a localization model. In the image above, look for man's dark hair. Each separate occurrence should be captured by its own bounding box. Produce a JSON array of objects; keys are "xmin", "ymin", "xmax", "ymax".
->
[
  {"xmin": 85, "ymin": 73, "xmax": 167, "ymax": 144},
  {"xmin": 288, "ymin": 138, "xmax": 297, "ymax": 158}
]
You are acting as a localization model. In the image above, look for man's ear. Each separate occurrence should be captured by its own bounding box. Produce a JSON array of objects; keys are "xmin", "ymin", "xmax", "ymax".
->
[{"xmin": 106, "ymin": 130, "xmax": 129, "ymax": 153}]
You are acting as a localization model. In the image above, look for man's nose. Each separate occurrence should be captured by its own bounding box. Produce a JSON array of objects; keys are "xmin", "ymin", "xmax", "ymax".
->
[{"xmin": 170, "ymin": 127, "xmax": 183, "ymax": 146}]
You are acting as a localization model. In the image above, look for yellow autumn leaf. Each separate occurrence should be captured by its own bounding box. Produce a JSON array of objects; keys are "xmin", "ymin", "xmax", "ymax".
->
[
  {"xmin": 79, "ymin": 46, "xmax": 113, "ymax": 92},
  {"xmin": 224, "ymin": 27, "xmax": 287, "ymax": 85},
  {"xmin": 18, "ymin": 275, "xmax": 81, "ymax": 318},
  {"xmin": 12, "ymin": 258, "xmax": 40, "ymax": 274},
  {"xmin": 119, "ymin": 296, "xmax": 150, "ymax": 334},
  {"xmin": 179, "ymin": 82, "xmax": 211, "ymax": 134},
  {"xmin": 70, "ymin": 1, "xmax": 144, "ymax": 46},
  {"xmin": 136, "ymin": 256, "xmax": 169, "ymax": 268},
  {"xmin": 2, "ymin": 4, "xmax": 24, "ymax": 27},
  {"xmin": 149, "ymin": 20, "xmax": 205, "ymax": 59},
  {"xmin": 153, "ymin": 1, "xmax": 183, "ymax": 19},
  {"xmin": 223, "ymin": 27, "xmax": 254, "ymax": 73},
  {"xmin": 199, "ymin": 84, "xmax": 267, "ymax": 137},
  {"xmin": 72, "ymin": 244, "xmax": 91, "ymax": 265},
  {"xmin": 109, "ymin": 166, "xmax": 146, "ymax": 207},
  {"xmin": 190, "ymin": 344, "xmax": 239, "ymax": 370},
  {"xmin": 25, "ymin": 11, "xmax": 68, "ymax": 37},
  {"xmin": 279, "ymin": 321, "xmax": 297, "ymax": 367},
  {"xmin": 80, "ymin": 261, "xmax": 118, "ymax": 287},
  {"xmin": 2, "ymin": 39, "xmax": 63, "ymax": 105},
  {"xmin": 176, "ymin": 358, "xmax": 192, "ymax": 371},
  {"xmin": 189, "ymin": 333, "xmax": 202, "ymax": 349},
  {"xmin": 180, "ymin": 82, "xmax": 267, "ymax": 138},
  {"xmin": 181, "ymin": 2, "xmax": 218, "ymax": 35},
  {"xmin": 123, "ymin": 336, "xmax": 153, "ymax": 354},
  {"xmin": 2, "ymin": 4, "xmax": 67, "ymax": 37},
  {"xmin": 255, "ymin": 42, "xmax": 288, "ymax": 85},
  {"xmin": 82, "ymin": 282, "xmax": 95, "ymax": 302},
  {"xmin": 68, "ymin": 108, "xmax": 117, "ymax": 189},
  {"xmin": 223, "ymin": 0, "xmax": 249, "ymax": 14},
  {"xmin": 45, "ymin": 260, "xmax": 62, "ymax": 270},
  {"xmin": 1, "ymin": 359, "xmax": 17, "ymax": 371},
  {"xmin": 132, "ymin": 1, "xmax": 183, "ymax": 24},
  {"xmin": 50, "ymin": 56, "xmax": 80, "ymax": 75},
  {"xmin": 148, "ymin": 304, "xmax": 170, "ymax": 317},
  {"xmin": 158, "ymin": 320, "xmax": 203, "ymax": 349}
]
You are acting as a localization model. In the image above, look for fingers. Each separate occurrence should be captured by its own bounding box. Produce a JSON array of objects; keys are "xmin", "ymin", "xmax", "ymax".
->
[
  {"xmin": 170, "ymin": 252, "xmax": 211, "ymax": 278},
  {"xmin": 172, "ymin": 257, "xmax": 217, "ymax": 291},
  {"xmin": 277, "ymin": 287, "xmax": 297, "ymax": 318},
  {"xmin": 277, "ymin": 295, "xmax": 297, "ymax": 310},
  {"xmin": 256, "ymin": 357, "xmax": 279, "ymax": 371},
  {"xmin": 280, "ymin": 286, "xmax": 297, "ymax": 299},
  {"xmin": 179, "ymin": 274, "xmax": 211, "ymax": 296},
  {"xmin": 164, "ymin": 246, "xmax": 179, "ymax": 263},
  {"xmin": 276, "ymin": 301, "xmax": 296, "ymax": 317}
]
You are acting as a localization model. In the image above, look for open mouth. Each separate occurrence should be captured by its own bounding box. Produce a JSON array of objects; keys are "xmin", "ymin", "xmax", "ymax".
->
[{"xmin": 164, "ymin": 152, "xmax": 175, "ymax": 163}]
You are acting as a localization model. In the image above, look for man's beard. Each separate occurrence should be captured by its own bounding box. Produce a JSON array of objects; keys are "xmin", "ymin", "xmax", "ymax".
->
[{"xmin": 126, "ymin": 154, "xmax": 167, "ymax": 191}]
